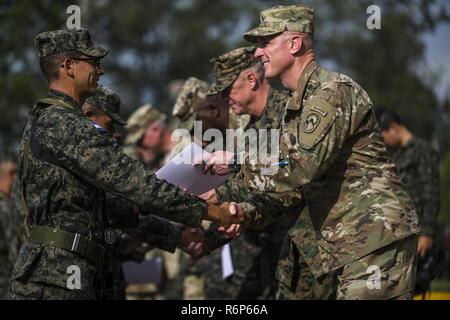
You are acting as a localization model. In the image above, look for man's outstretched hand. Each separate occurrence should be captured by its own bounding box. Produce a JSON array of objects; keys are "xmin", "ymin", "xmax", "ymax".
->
[
  {"xmin": 199, "ymin": 189, "xmax": 218, "ymax": 205},
  {"xmin": 193, "ymin": 150, "xmax": 235, "ymax": 176},
  {"xmin": 205, "ymin": 201, "xmax": 249, "ymax": 238},
  {"xmin": 180, "ymin": 227, "xmax": 209, "ymax": 259}
]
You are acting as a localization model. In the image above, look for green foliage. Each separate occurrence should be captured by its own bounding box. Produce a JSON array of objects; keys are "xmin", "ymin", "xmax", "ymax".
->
[{"xmin": 0, "ymin": 0, "xmax": 449, "ymax": 154}]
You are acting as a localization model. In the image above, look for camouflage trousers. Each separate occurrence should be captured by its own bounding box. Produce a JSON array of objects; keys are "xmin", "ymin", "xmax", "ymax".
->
[
  {"xmin": 0, "ymin": 276, "xmax": 10, "ymax": 300},
  {"xmin": 276, "ymin": 235, "xmax": 418, "ymax": 300},
  {"xmin": 10, "ymin": 280, "xmax": 95, "ymax": 300},
  {"xmin": 335, "ymin": 235, "xmax": 418, "ymax": 300},
  {"xmin": 198, "ymin": 231, "xmax": 266, "ymax": 300},
  {"xmin": 276, "ymin": 242, "xmax": 337, "ymax": 300},
  {"xmin": 0, "ymin": 252, "xmax": 11, "ymax": 299}
]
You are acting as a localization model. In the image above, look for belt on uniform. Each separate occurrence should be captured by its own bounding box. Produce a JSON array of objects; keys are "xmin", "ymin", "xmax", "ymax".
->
[{"xmin": 30, "ymin": 226, "xmax": 105, "ymax": 265}]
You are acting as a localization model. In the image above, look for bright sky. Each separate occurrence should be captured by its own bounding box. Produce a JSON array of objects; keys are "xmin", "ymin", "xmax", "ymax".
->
[{"xmin": 423, "ymin": 23, "xmax": 450, "ymax": 102}]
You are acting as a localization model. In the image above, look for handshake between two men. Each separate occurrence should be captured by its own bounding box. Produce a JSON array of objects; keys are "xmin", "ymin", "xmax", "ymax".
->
[{"xmin": 180, "ymin": 150, "xmax": 250, "ymax": 259}]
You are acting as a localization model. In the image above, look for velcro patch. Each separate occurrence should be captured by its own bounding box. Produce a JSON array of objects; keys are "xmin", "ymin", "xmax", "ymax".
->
[{"xmin": 298, "ymin": 96, "xmax": 336, "ymax": 149}]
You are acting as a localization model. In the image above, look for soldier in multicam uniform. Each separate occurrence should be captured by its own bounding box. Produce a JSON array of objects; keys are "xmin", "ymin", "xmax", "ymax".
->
[
  {"xmin": 194, "ymin": 46, "xmax": 302, "ymax": 299},
  {"xmin": 375, "ymin": 107, "xmax": 440, "ymax": 258},
  {"xmin": 0, "ymin": 159, "xmax": 17, "ymax": 299},
  {"xmin": 10, "ymin": 28, "xmax": 238, "ymax": 300},
  {"xmin": 204, "ymin": 5, "xmax": 421, "ymax": 300}
]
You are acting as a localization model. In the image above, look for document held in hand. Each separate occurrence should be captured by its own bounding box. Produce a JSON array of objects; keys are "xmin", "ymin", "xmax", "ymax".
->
[
  {"xmin": 155, "ymin": 142, "xmax": 233, "ymax": 195},
  {"xmin": 221, "ymin": 243, "xmax": 234, "ymax": 279}
]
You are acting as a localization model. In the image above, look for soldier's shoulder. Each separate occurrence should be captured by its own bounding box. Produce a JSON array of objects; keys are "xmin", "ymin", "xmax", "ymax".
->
[
  {"xmin": 38, "ymin": 103, "xmax": 108, "ymax": 136},
  {"xmin": 37, "ymin": 102, "xmax": 83, "ymax": 124},
  {"xmin": 313, "ymin": 66, "xmax": 371, "ymax": 103}
]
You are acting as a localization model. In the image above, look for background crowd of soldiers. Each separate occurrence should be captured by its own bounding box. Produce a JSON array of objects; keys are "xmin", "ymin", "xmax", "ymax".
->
[{"xmin": 0, "ymin": 3, "xmax": 448, "ymax": 300}]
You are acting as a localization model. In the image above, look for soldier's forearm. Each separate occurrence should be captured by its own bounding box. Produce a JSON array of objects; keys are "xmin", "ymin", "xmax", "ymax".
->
[{"xmin": 215, "ymin": 177, "xmax": 249, "ymax": 203}]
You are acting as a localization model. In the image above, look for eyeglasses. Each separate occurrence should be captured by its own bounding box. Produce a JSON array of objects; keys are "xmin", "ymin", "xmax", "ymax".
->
[{"xmin": 70, "ymin": 57, "xmax": 102, "ymax": 69}]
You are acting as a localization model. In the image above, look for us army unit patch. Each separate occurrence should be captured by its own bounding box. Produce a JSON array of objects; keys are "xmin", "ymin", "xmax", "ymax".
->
[{"xmin": 302, "ymin": 112, "xmax": 321, "ymax": 133}]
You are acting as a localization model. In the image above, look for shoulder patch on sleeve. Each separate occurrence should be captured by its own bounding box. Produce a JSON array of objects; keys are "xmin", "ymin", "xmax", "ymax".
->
[{"xmin": 298, "ymin": 96, "xmax": 337, "ymax": 149}]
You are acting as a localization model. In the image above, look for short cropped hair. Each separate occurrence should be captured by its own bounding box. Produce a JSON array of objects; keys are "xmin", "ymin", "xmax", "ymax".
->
[
  {"xmin": 375, "ymin": 106, "xmax": 402, "ymax": 131},
  {"xmin": 39, "ymin": 50, "xmax": 82, "ymax": 83}
]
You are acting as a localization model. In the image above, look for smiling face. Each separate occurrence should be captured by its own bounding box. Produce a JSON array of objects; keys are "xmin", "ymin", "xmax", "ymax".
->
[
  {"xmin": 72, "ymin": 56, "xmax": 104, "ymax": 97},
  {"xmin": 254, "ymin": 33, "xmax": 294, "ymax": 79}
]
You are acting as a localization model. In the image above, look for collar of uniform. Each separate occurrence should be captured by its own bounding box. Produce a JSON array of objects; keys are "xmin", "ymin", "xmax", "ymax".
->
[
  {"xmin": 48, "ymin": 89, "xmax": 82, "ymax": 110},
  {"xmin": 251, "ymin": 86, "xmax": 276, "ymax": 124},
  {"xmin": 287, "ymin": 60, "xmax": 319, "ymax": 111}
]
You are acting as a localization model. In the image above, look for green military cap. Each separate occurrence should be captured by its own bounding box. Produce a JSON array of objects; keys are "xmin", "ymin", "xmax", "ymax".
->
[
  {"xmin": 85, "ymin": 84, "xmax": 126, "ymax": 125},
  {"xmin": 34, "ymin": 28, "xmax": 108, "ymax": 59},
  {"xmin": 172, "ymin": 77, "xmax": 209, "ymax": 131},
  {"xmin": 244, "ymin": 5, "xmax": 314, "ymax": 43},
  {"xmin": 125, "ymin": 103, "xmax": 167, "ymax": 145},
  {"xmin": 208, "ymin": 46, "xmax": 257, "ymax": 96}
]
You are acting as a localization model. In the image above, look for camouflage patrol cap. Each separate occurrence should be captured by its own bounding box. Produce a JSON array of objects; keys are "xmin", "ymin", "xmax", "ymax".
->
[
  {"xmin": 125, "ymin": 104, "xmax": 167, "ymax": 145},
  {"xmin": 244, "ymin": 5, "xmax": 314, "ymax": 43},
  {"xmin": 85, "ymin": 84, "xmax": 126, "ymax": 125},
  {"xmin": 208, "ymin": 46, "xmax": 257, "ymax": 96},
  {"xmin": 34, "ymin": 28, "xmax": 108, "ymax": 59},
  {"xmin": 172, "ymin": 77, "xmax": 209, "ymax": 131}
]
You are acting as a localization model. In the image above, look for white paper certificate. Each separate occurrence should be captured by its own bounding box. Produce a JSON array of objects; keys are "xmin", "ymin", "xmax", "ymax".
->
[
  {"xmin": 221, "ymin": 243, "xmax": 234, "ymax": 279},
  {"xmin": 155, "ymin": 142, "xmax": 232, "ymax": 195}
]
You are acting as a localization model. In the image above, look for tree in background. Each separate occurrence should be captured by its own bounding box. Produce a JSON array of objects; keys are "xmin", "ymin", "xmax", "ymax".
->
[{"xmin": 1, "ymin": 0, "xmax": 449, "ymax": 154}]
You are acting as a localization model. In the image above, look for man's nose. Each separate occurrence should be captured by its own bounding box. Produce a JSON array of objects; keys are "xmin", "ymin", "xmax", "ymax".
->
[
  {"xmin": 254, "ymin": 47, "xmax": 264, "ymax": 58},
  {"xmin": 97, "ymin": 67, "xmax": 104, "ymax": 76}
]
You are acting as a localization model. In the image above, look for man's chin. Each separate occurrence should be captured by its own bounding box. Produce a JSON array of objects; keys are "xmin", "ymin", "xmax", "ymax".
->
[
  {"xmin": 264, "ymin": 69, "xmax": 278, "ymax": 79},
  {"xmin": 231, "ymin": 107, "xmax": 243, "ymax": 115}
]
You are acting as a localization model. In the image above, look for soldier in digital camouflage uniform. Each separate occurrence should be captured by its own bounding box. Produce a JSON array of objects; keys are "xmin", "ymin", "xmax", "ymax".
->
[
  {"xmin": 205, "ymin": 5, "xmax": 420, "ymax": 300},
  {"xmin": 10, "ymin": 28, "xmax": 236, "ymax": 300},
  {"xmin": 0, "ymin": 160, "xmax": 17, "ymax": 299},
  {"xmin": 375, "ymin": 107, "xmax": 440, "ymax": 259},
  {"xmin": 82, "ymin": 85, "xmax": 205, "ymax": 299},
  {"xmin": 191, "ymin": 47, "xmax": 301, "ymax": 299}
]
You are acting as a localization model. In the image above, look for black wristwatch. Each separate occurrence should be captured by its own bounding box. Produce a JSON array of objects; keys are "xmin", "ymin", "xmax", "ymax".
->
[{"xmin": 228, "ymin": 154, "xmax": 241, "ymax": 173}]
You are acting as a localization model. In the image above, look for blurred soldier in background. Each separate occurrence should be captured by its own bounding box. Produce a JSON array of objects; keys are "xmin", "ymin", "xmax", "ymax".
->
[
  {"xmin": 375, "ymin": 107, "xmax": 440, "ymax": 256},
  {"xmin": 165, "ymin": 77, "xmax": 210, "ymax": 299},
  {"xmin": 0, "ymin": 158, "xmax": 17, "ymax": 299},
  {"xmin": 82, "ymin": 84, "xmax": 127, "ymax": 140},
  {"xmin": 124, "ymin": 104, "xmax": 167, "ymax": 169},
  {"xmin": 375, "ymin": 107, "xmax": 443, "ymax": 294}
]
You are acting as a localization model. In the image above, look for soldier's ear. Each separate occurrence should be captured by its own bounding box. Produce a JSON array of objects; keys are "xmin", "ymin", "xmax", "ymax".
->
[
  {"xmin": 289, "ymin": 34, "xmax": 302, "ymax": 55},
  {"xmin": 247, "ymin": 73, "xmax": 257, "ymax": 90},
  {"xmin": 61, "ymin": 58, "xmax": 75, "ymax": 77}
]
